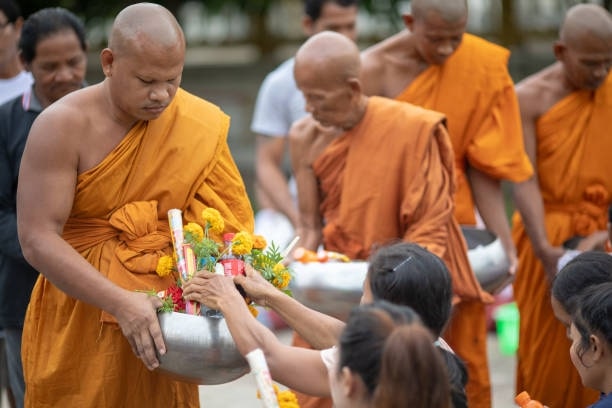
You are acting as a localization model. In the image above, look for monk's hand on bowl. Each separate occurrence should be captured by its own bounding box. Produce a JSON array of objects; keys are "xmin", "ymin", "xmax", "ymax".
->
[
  {"xmin": 234, "ymin": 264, "xmax": 276, "ymax": 307},
  {"xmin": 537, "ymin": 244, "xmax": 565, "ymax": 282},
  {"xmin": 114, "ymin": 291, "xmax": 165, "ymax": 371},
  {"xmin": 183, "ymin": 272, "xmax": 241, "ymax": 310}
]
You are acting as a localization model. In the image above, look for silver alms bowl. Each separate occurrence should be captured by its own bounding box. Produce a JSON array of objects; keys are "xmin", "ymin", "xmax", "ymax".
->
[
  {"xmin": 157, "ymin": 311, "xmax": 249, "ymax": 385},
  {"xmin": 290, "ymin": 228, "xmax": 511, "ymax": 319}
]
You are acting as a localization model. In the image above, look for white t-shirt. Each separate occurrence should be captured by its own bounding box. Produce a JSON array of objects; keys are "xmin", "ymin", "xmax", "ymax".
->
[
  {"xmin": 250, "ymin": 58, "xmax": 307, "ymax": 137},
  {"xmin": 0, "ymin": 71, "xmax": 33, "ymax": 105}
]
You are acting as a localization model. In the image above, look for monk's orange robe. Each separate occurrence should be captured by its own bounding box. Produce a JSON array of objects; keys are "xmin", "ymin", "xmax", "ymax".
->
[
  {"xmin": 21, "ymin": 89, "xmax": 254, "ymax": 407},
  {"xmin": 512, "ymin": 74, "xmax": 612, "ymax": 408},
  {"xmin": 394, "ymin": 33, "xmax": 533, "ymax": 408},
  {"xmin": 396, "ymin": 33, "xmax": 533, "ymax": 225},
  {"xmin": 292, "ymin": 96, "xmax": 487, "ymax": 408}
]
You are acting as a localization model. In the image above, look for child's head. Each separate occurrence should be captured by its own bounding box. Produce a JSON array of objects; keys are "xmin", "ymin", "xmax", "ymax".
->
[
  {"xmin": 551, "ymin": 251, "xmax": 612, "ymax": 328},
  {"xmin": 569, "ymin": 282, "xmax": 612, "ymax": 393},
  {"xmin": 331, "ymin": 301, "xmax": 451, "ymax": 408}
]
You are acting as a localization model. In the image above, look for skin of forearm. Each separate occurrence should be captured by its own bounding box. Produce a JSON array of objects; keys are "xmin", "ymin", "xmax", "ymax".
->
[
  {"xmin": 266, "ymin": 289, "xmax": 344, "ymax": 349},
  {"xmin": 512, "ymin": 178, "xmax": 551, "ymax": 254},
  {"xmin": 256, "ymin": 163, "xmax": 299, "ymax": 225},
  {"xmin": 468, "ymin": 169, "xmax": 515, "ymax": 254}
]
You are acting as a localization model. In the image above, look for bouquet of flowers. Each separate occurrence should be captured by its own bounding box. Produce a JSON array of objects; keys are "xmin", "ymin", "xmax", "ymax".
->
[{"xmin": 155, "ymin": 207, "xmax": 293, "ymax": 315}]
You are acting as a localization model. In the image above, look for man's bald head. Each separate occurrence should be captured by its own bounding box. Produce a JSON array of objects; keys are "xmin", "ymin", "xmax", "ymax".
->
[
  {"xmin": 411, "ymin": 0, "xmax": 468, "ymax": 23},
  {"xmin": 109, "ymin": 3, "xmax": 185, "ymax": 57},
  {"xmin": 559, "ymin": 4, "xmax": 612, "ymax": 48},
  {"xmin": 295, "ymin": 30, "xmax": 361, "ymax": 82}
]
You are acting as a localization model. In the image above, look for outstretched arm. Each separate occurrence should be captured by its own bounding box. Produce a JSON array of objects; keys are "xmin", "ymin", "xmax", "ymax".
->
[
  {"xmin": 183, "ymin": 273, "xmax": 331, "ymax": 395},
  {"xmin": 235, "ymin": 265, "xmax": 345, "ymax": 349}
]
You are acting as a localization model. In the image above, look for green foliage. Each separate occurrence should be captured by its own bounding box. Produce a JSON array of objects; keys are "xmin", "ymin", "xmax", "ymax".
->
[{"xmin": 249, "ymin": 241, "xmax": 283, "ymax": 282}]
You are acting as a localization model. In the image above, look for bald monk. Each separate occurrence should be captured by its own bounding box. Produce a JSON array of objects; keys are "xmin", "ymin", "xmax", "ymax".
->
[
  {"xmin": 16, "ymin": 3, "xmax": 253, "ymax": 406},
  {"xmin": 359, "ymin": 1, "xmax": 533, "ymax": 405},
  {"xmin": 289, "ymin": 30, "xmax": 486, "ymax": 406},
  {"xmin": 512, "ymin": 5, "xmax": 612, "ymax": 407}
]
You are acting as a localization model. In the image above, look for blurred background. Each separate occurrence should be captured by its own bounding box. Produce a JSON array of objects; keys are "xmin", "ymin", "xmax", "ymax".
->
[{"xmin": 15, "ymin": 0, "xmax": 612, "ymax": 204}]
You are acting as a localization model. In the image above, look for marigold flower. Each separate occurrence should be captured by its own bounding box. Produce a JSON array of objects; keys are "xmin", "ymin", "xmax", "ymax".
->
[
  {"xmin": 201, "ymin": 207, "xmax": 224, "ymax": 235},
  {"xmin": 232, "ymin": 231, "xmax": 254, "ymax": 255},
  {"xmin": 184, "ymin": 222, "xmax": 204, "ymax": 242},
  {"xmin": 273, "ymin": 385, "xmax": 300, "ymax": 408},
  {"xmin": 252, "ymin": 234, "xmax": 267, "ymax": 250},
  {"xmin": 156, "ymin": 255, "xmax": 174, "ymax": 277},
  {"xmin": 248, "ymin": 303, "xmax": 259, "ymax": 318}
]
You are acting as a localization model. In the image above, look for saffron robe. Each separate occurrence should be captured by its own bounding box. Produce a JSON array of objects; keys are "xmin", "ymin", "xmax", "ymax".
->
[
  {"xmin": 396, "ymin": 33, "xmax": 533, "ymax": 225},
  {"xmin": 512, "ymin": 74, "xmax": 612, "ymax": 408},
  {"xmin": 21, "ymin": 88, "xmax": 254, "ymax": 407}
]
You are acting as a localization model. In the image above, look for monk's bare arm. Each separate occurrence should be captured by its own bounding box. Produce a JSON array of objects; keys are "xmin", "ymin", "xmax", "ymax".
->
[
  {"xmin": 512, "ymin": 83, "xmax": 564, "ymax": 280},
  {"xmin": 289, "ymin": 118, "xmax": 322, "ymax": 251},
  {"xmin": 17, "ymin": 105, "xmax": 163, "ymax": 369},
  {"xmin": 255, "ymin": 134, "xmax": 299, "ymax": 226},
  {"xmin": 402, "ymin": 124, "xmax": 453, "ymax": 258},
  {"xmin": 467, "ymin": 167, "xmax": 517, "ymax": 273}
]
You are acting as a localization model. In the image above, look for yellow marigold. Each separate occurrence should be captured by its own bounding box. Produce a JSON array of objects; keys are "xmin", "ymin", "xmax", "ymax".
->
[
  {"xmin": 274, "ymin": 385, "xmax": 300, "ymax": 408},
  {"xmin": 252, "ymin": 234, "xmax": 267, "ymax": 250},
  {"xmin": 272, "ymin": 263, "xmax": 291, "ymax": 289},
  {"xmin": 248, "ymin": 303, "xmax": 259, "ymax": 318},
  {"xmin": 201, "ymin": 207, "xmax": 224, "ymax": 235},
  {"xmin": 231, "ymin": 231, "xmax": 253, "ymax": 255},
  {"xmin": 184, "ymin": 222, "xmax": 204, "ymax": 241},
  {"xmin": 156, "ymin": 255, "xmax": 174, "ymax": 277}
]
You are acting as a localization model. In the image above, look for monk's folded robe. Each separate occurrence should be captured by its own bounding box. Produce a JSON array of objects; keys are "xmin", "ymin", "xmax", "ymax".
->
[
  {"xmin": 512, "ymin": 73, "xmax": 612, "ymax": 408},
  {"xmin": 396, "ymin": 33, "xmax": 533, "ymax": 225},
  {"xmin": 22, "ymin": 88, "xmax": 254, "ymax": 407}
]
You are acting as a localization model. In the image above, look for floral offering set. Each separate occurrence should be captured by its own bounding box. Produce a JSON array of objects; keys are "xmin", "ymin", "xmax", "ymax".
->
[{"xmin": 155, "ymin": 207, "xmax": 293, "ymax": 315}]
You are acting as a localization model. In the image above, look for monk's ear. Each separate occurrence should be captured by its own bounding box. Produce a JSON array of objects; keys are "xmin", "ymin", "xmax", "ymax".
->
[
  {"xmin": 402, "ymin": 14, "xmax": 415, "ymax": 31},
  {"xmin": 553, "ymin": 41, "xmax": 566, "ymax": 62},
  {"xmin": 100, "ymin": 48, "xmax": 115, "ymax": 78},
  {"xmin": 347, "ymin": 77, "xmax": 362, "ymax": 95}
]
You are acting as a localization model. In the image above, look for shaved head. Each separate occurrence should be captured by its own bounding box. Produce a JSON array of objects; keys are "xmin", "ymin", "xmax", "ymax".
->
[
  {"xmin": 411, "ymin": 0, "xmax": 468, "ymax": 23},
  {"xmin": 559, "ymin": 4, "xmax": 612, "ymax": 48},
  {"xmin": 295, "ymin": 30, "xmax": 361, "ymax": 82},
  {"xmin": 109, "ymin": 3, "xmax": 185, "ymax": 57}
]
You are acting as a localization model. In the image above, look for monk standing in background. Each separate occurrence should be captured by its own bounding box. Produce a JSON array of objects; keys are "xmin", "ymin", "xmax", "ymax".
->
[
  {"xmin": 359, "ymin": 1, "xmax": 533, "ymax": 406},
  {"xmin": 512, "ymin": 4, "xmax": 612, "ymax": 407},
  {"xmin": 16, "ymin": 3, "xmax": 253, "ymax": 407},
  {"xmin": 290, "ymin": 27, "xmax": 487, "ymax": 369}
]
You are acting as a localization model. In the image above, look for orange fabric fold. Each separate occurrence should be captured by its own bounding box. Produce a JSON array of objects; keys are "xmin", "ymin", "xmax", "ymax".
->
[
  {"xmin": 22, "ymin": 89, "xmax": 254, "ymax": 407},
  {"xmin": 396, "ymin": 34, "xmax": 533, "ymax": 224},
  {"xmin": 512, "ymin": 73, "xmax": 612, "ymax": 408},
  {"xmin": 313, "ymin": 96, "xmax": 487, "ymax": 303}
]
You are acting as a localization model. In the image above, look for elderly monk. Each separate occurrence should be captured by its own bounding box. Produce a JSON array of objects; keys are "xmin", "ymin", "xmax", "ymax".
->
[
  {"xmin": 359, "ymin": 1, "xmax": 534, "ymax": 405},
  {"xmin": 16, "ymin": 3, "xmax": 253, "ymax": 407},
  {"xmin": 512, "ymin": 4, "xmax": 612, "ymax": 407},
  {"xmin": 289, "ymin": 28, "xmax": 486, "ymax": 399}
]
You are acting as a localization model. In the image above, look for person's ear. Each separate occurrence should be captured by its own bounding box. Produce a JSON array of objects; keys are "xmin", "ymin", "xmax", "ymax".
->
[
  {"xmin": 12, "ymin": 16, "xmax": 24, "ymax": 32},
  {"xmin": 100, "ymin": 48, "xmax": 114, "ymax": 78},
  {"xmin": 402, "ymin": 14, "xmax": 415, "ymax": 31},
  {"xmin": 590, "ymin": 334, "xmax": 605, "ymax": 362},
  {"xmin": 347, "ymin": 77, "xmax": 362, "ymax": 96},
  {"xmin": 341, "ymin": 366, "xmax": 369, "ymax": 399},
  {"xmin": 553, "ymin": 41, "xmax": 566, "ymax": 62},
  {"xmin": 302, "ymin": 16, "xmax": 315, "ymax": 37}
]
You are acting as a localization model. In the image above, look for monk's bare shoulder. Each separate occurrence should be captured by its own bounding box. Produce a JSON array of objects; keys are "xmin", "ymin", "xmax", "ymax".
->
[
  {"xmin": 516, "ymin": 62, "xmax": 567, "ymax": 120},
  {"xmin": 361, "ymin": 32, "xmax": 409, "ymax": 95}
]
